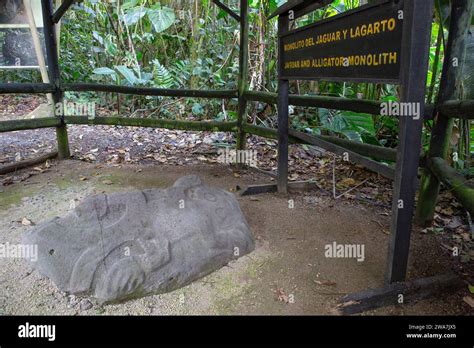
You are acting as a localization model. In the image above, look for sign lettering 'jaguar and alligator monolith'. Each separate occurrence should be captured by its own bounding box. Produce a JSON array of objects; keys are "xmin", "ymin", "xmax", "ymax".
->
[
  {"xmin": 280, "ymin": 0, "xmax": 404, "ymax": 83},
  {"xmin": 23, "ymin": 176, "xmax": 255, "ymax": 303}
]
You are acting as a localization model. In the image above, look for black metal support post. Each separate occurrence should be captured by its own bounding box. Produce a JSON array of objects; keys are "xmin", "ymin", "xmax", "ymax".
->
[{"xmin": 385, "ymin": 0, "xmax": 434, "ymax": 284}]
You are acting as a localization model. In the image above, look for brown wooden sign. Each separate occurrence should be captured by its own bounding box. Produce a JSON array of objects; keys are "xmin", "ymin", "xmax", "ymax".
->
[{"xmin": 280, "ymin": 0, "xmax": 404, "ymax": 83}]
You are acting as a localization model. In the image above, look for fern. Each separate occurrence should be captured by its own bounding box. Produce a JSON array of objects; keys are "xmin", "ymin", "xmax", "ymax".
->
[
  {"xmin": 171, "ymin": 60, "xmax": 192, "ymax": 87},
  {"xmin": 152, "ymin": 59, "xmax": 174, "ymax": 89}
]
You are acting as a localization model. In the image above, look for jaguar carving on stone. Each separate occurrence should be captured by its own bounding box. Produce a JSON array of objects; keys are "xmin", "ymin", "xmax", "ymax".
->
[{"xmin": 23, "ymin": 176, "xmax": 255, "ymax": 303}]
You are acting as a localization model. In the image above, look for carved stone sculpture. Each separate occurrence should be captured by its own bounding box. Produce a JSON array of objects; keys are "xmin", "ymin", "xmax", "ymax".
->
[
  {"xmin": 0, "ymin": 0, "xmax": 23, "ymax": 23},
  {"xmin": 3, "ymin": 30, "xmax": 39, "ymax": 66},
  {"xmin": 23, "ymin": 176, "xmax": 254, "ymax": 303}
]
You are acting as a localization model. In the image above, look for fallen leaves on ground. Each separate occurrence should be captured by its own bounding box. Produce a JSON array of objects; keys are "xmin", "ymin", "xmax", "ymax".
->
[
  {"xmin": 463, "ymin": 296, "xmax": 474, "ymax": 308},
  {"xmin": 314, "ymin": 280, "xmax": 337, "ymax": 286},
  {"xmin": 273, "ymin": 287, "xmax": 289, "ymax": 303}
]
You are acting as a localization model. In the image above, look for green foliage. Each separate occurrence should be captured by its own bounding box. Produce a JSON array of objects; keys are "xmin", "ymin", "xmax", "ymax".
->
[
  {"xmin": 316, "ymin": 108, "xmax": 380, "ymax": 145},
  {"xmin": 152, "ymin": 59, "xmax": 174, "ymax": 89},
  {"xmin": 1, "ymin": 0, "xmax": 463, "ymax": 155}
]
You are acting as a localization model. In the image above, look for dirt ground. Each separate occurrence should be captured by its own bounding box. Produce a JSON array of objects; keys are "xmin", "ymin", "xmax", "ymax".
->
[{"xmin": 0, "ymin": 159, "xmax": 470, "ymax": 315}]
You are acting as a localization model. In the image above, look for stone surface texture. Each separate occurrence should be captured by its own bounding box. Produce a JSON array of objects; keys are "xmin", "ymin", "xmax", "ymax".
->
[{"xmin": 23, "ymin": 175, "xmax": 254, "ymax": 303}]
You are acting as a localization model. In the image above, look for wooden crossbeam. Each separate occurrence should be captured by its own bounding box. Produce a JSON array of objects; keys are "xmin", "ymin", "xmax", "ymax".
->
[
  {"xmin": 62, "ymin": 84, "xmax": 238, "ymax": 99},
  {"xmin": 268, "ymin": 0, "xmax": 332, "ymax": 20},
  {"xmin": 289, "ymin": 129, "xmax": 396, "ymax": 180},
  {"xmin": 0, "ymin": 117, "xmax": 237, "ymax": 133},
  {"xmin": 0, "ymin": 152, "xmax": 58, "ymax": 175},
  {"xmin": 0, "ymin": 118, "xmax": 61, "ymax": 133},
  {"xmin": 211, "ymin": 0, "xmax": 240, "ymax": 21},
  {"xmin": 438, "ymin": 100, "xmax": 474, "ymax": 119},
  {"xmin": 52, "ymin": 0, "xmax": 78, "ymax": 23},
  {"xmin": 0, "ymin": 83, "xmax": 56, "ymax": 94},
  {"xmin": 64, "ymin": 116, "xmax": 238, "ymax": 132},
  {"xmin": 337, "ymin": 274, "xmax": 461, "ymax": 315},
  {"xmin": 240, "ymin": 181, "xmax": 320, "ymax": 196},
  {"xmin": 242, "ymin": 124, "xmax": 397, "ymax": 163},
  {"xmin": 428, "ymin": 157, "xmax": 474, "ymax": 216},
  {"xmin": 243, "ymin": 90, "xmax": 440, "ymax": 120}
]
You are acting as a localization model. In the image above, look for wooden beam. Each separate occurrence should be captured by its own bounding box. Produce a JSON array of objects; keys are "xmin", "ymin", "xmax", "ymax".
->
[
  {"xmin": 292, "ymin": 0, "xmax": 334, "ymax": 20},
  {"xmin": 0, "ymin": 118, "xmax": 62, "ymax": 133},
  {"xmin": 0, "ymin": 152, "xmax": 58, "ymax": 175},
  {"xmin": 289, "ymin": 130, "xmax": 395, "ymax": 180},
  {"xmin": 240, "ymin": 183, "xmax": 278, "ymax": 196},
  {"xmin": 0, "ymin": 115, "xmax": 396, "ymax": 171},
  {"xmin": 268, "ymin": 0, "xmax": 332, "ymax": 20},
  {"xmin": 0, "ymin": 83, "xmax": 238, "ymax": 100},
  {"xmin": 438, "ymin": 99, "xmax": 474, "ymax": 119},
  {"xmin": 244, "ymin": 90, "xmax": 438, "ymax": 119},
  {"xmin": 317, "ymin": 135, "xmax": 397, "ymax": 162},
  {"xmin": 211, "ymin": 0, "xmax": 240, "ymax": 21},
  {"xmin": 424, "ymin": 104, "xmax": 436, "ymax": 120},
  {"xmin": 385, "ymin": 0, "xmax": 433, "ymax": 284},
  {"xmin": 242, "ymin": 124, "xmax": 282, "ymax": 141},
  {"xmin": 277, "ymin": 14, "xmax": 290, "ymax": 194},
  {"xmin": 428, "ymin": 157, "xmax": 474, "ymax": 216},
  {"xmin": 41, "ymin": 0, "xmax": 61, "ymax": 100},
  {"xmin": 236, "ymin": 0, "xmax": 249, "ymax": 152},
  {"xmin": 42, "ymin": 0, "xmax": 71, "ymax": 160},
  {"xmin": 244, "ymin": 90, "xmax": 383, "ymax": 115},
  {"xmin": 289, "ymin": 94, "xmax": 381, "ymax": 114},
  {"xmin": 0, "ymin": 83, "xmax": 55, "ymax": 94},
  {"xmin": 416, "ymin": 0, "xmax": 473, "ymax": 226},
  {"xmin": 240, "ymin": 181, "xmax": 320, "ymax": 196},
  {"xmin": 0, "ymin": 116, "xmax": 237, "ymax": 133},
  {"xmin": 62, "ymin": 84, "xmax": 238, "ymax": 99},
  {"xmin": 52, "ymin": 0, "xmax": 77, "ymax": 23},
  {"xmin": 243, "ymin": 90, "xmax": 278, "ymax": 104},
  {"xmin": 242, "ymin": 124, "xmax": 397, "ymax": 162},
  {"xmin": 64, "ymin": 116, "xmax": 238, "ymax": 132},
  {"xmin": 338, "ymin": 274, "xmax": 461, "ymax": 315},
  {"xmin": 269, "ymin": 0, "xmax": 304, "ymax": 20}
]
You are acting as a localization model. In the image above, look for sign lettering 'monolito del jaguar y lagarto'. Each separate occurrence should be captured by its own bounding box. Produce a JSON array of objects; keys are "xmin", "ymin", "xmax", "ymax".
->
[{"xmin": 280, "ymin": 0, "xmax": 404, "ymax": 83}]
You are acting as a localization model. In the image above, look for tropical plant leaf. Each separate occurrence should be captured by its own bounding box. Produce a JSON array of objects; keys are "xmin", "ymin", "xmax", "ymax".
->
[
  {"xmin": 122, "ymin": 7, "xmax": 147, "ymax": 26},
  {"xmin": 340, "ymin": 112, "xmax": 376, "ymax": 135},
  {"xmin": 147, "ymin": 5, "xmax": 176, "ymax": 33},
  {"xmin": 115, "ymin": 65, "xmax": 138, "ymax": 85},
  {"xmin": 152, "ymin": 60, "xmax": 174, "ymax": 89},
  {"xmin": 93, "ymin": 67, "xmax": 116, "ymax": 75}
]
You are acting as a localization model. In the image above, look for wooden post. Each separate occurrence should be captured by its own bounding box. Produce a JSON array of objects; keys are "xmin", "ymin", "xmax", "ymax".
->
[
  {"xmin": 415, "ymin": 0, "xmax": 473, "ymax": 226},
  {"xmin": 236, "ymin": 0, "xmax": 249, "ymax": 152},
  {"xmin": 41, "ymin": 0, "xmax": 70, "ymax": 160},
  {"xmin": 277, "ymin": 14, "xmax": 290, "ymax": 194},
  {"xmin": 385, "ymin": 0, "xmax": 434, "ymax": 284}
]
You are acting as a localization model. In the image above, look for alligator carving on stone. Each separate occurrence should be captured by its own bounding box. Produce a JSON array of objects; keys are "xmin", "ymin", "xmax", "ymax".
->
[{"xmin": 23, "ymin": 176, "xmax": 255, "ymax": 303}]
